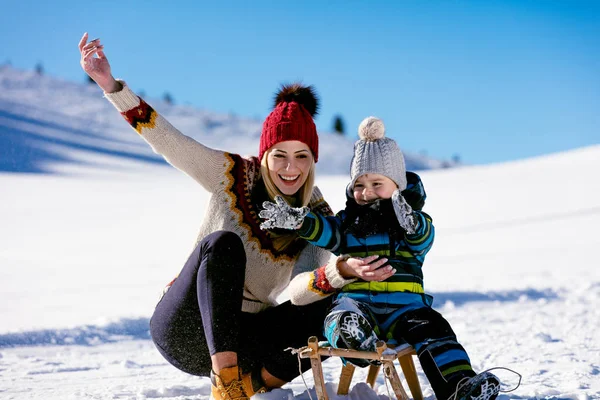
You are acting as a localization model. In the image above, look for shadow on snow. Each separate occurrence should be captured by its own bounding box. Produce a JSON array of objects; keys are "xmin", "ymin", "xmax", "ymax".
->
[
  {"xmin": 0, "ymin": 318, "xmax": 150, "ymax": 348},
  {"xmin": 0, "ymin": 107, "xmax": 166, "ymax": 173},
  {"xmin": 0, "ymin": 288, "xmax": 561, "ymax": 348},
  {"xmin": 429, "ymin": 287, "xmax": 559, "ymax": 307}
]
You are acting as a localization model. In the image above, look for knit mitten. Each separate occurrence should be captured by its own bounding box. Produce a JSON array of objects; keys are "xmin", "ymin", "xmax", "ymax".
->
[
  {"xmin": 392, "ymin": 189, "xmax": 419, "ymax": 234},
  {"xmin": 259, "ymin": 196, "xmax": 309, "ymax": 230}
]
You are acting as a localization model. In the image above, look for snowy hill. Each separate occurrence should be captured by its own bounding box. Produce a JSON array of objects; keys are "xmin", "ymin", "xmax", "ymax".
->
[
  {"xmin": 1, "ymin": 65, "xmax": 599, "ymax": 399},
  {"xmin": 0, "ymin": 65, "xmax": 455, "ymax": 176}
]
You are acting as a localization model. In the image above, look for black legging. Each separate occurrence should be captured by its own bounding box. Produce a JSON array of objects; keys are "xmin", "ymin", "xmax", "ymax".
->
[{"xmin": 149, "ymin": 230, "xmax": 331, "ymax": 381}]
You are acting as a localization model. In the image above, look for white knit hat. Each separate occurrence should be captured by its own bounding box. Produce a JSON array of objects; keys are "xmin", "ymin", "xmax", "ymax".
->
[{"xmin": 347, "ymin": 117, "xmax": 407, "ymax": 197}]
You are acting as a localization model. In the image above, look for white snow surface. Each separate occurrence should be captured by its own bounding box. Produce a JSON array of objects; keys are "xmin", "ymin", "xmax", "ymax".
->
[{"xmin": 1, "ymin": 66, "xmax": 600, "ymax": 399}]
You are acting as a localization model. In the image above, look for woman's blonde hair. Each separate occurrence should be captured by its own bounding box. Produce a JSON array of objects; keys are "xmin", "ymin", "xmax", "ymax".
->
[
  {"xmin": 259, "ymin": 152, "xmax": 316, "ymax": 251},
  {"xmin": 260, "ymin": 152, "xmax": 316, "ymax": 208}
]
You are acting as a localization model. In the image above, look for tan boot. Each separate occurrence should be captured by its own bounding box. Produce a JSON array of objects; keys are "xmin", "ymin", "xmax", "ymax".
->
[{"xmin": 210, "ymin": 366, "xmax": 267, "ymax": 400}]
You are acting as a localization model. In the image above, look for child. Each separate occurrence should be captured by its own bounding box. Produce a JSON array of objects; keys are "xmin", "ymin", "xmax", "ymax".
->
[{"xmin": 260, "ymin": 117, "xmax": 501, "ymax": 400}]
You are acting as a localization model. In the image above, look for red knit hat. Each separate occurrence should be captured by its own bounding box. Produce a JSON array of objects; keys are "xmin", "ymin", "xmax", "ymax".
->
[{"xmin": 259, "ymin": 83, "xmax": 319, "ymax": 162}]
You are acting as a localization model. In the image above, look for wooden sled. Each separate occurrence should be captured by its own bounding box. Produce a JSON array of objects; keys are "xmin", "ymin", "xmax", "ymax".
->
[{"xmin": 297, "ymin": 336, "xmax": 423, "ymax": 400}]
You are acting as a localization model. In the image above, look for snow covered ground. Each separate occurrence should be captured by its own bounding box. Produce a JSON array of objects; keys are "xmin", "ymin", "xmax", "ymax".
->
[
  {"xmin": 2, "ymin": 145, "xmax": 599, "ymax": 399},
  {"xmin": 1, "ymin": 67, "xmax": 599, "ymax": 399}
]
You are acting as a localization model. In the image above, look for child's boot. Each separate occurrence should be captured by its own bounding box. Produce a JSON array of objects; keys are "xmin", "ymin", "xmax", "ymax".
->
[
  {"xmin": 452, "ymin": 371, "xmax": 501, "ymax": 400},
  {"xmin": 324, "ymin": 307, "xmax": 379, "ymax": 368}
]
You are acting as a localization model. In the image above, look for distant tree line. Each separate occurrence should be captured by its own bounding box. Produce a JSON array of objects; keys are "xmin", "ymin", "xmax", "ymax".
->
[
  {"xmin": 333, "ymin": 115, "xmax": 345, "ymax": 135},
  {"xmin": 18, "ymin": 63, "xmax": 460, "ymax": 166}
]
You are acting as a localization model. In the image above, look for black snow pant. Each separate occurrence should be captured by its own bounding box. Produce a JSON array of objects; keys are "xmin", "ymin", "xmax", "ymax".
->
[
  {"xmin": 326, "ymin": 297, "xmax": 477, "ymax": 400},
  {"xmin": 149, "ymin": 230, "xmax": 332, "ymax": 382},
  {"xmin": 391, "ymin": 307, "xmax": 477, "ymax": 400}
]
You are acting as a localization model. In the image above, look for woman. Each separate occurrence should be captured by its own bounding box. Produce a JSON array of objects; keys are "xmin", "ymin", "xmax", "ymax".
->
[{"xmin": 78, "ymin": 33, "xmax": 391, "ymax": 400}]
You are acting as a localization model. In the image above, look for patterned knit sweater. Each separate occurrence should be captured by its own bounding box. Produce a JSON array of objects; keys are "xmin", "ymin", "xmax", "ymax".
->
[{"xmin": 104, "ymin": 82, "xmax": 355, "ymax": 313}]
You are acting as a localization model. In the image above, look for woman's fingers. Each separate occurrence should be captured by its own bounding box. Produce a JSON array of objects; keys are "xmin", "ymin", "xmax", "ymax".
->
[
  {"xmin": 362, "ymin": 257, "xmax": 388, "ymax": 271},
  {"xmin": 79, "ymin": 33, "xmax": 102, "ymax": 57},
  {"xmin": 358, "ymin": 258, "xmax": 396, "ymax": 281},
  {"xmin": 81, "ymin": 48, "xmax": 95, "ymax": 62},
  {"xmin": 81, "ymin": 43, "xmax": 98, "ymax": 55},
  {"xmin": 78, "ymin": 33, "xmax": 117, "ymax": 92},
  {"xmin": 81, "ymin": 41, "xmax": 104, "ymax": 54},
  {"xmin": 82, "ymin": 39, "xmax": 100, "ymax": 51},
  {"xmin": 78, "ymin": 32, "xmax": 88, "ymax": 52},
  {"xmin": 343, "ymin": 256, "xmax": 396, "ymax": 281},
  {"xmin": 361, "ymin": 270, "xmax": 395, "ymax": 281},
  {"xmin": 82, "ymin": 45, "xmax": 104, "ymax": 60},
  {"xmin": 362, "ymin": 255, "xmax": 379, "ymax": 265},
  {"xmin": 361, "ymin": 264, "xmax": 393, "ymax": 276},
  {"xmin": 82, "ymin": 47, "xmax": 103, "ymax": 64}
]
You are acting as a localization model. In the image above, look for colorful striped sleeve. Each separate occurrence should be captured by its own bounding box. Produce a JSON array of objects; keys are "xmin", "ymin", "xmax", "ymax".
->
[
  {"xmin": 297, "ymin": 211, "xmax": 347, "ymax": 254},
  {"xmin": 403, "ymin": 211, "xmax": 435, "ymax": 256}
]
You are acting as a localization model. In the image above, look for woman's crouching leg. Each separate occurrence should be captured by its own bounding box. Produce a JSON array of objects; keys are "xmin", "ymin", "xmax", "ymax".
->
[
  {"xmin": 149, "ymin": 230, "xmax": 247, "ymax": 376},
  {"xmin": 241, "ymin": 298, "xmax": 332, "ymax": 383}
]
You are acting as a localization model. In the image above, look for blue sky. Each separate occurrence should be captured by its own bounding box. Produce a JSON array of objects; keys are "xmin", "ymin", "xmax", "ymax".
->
[{"xmin": 1, "ymin": 0, "xmax": 598, "ymax": 165}]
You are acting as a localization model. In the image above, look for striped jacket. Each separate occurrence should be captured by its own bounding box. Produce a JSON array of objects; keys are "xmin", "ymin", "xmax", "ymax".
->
[{"xmin": 288, "ymin": 172, "xmax": 434, "ymax": 307}]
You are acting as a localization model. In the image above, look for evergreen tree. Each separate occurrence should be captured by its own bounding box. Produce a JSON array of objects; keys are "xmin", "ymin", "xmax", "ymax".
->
[
  {"xmin": 163, "ymin": 92, "xmax": 174, "ymax": 105},
  {"xmin": 35, "ymin": 62, "xmax": 44, "ymax": 75},
  {"xmin": 333, "ymin": 115, "xmax": 345, "ymax": 135}
]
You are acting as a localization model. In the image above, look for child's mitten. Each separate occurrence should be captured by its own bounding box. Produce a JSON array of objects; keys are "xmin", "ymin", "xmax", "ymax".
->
[
  {"xmin": 259, "ymin": 196, "xmax": 310, "ymax": 230},
  {"xmin": 392, "ymin": 189, "xmax": 419, "ymax": 234}
]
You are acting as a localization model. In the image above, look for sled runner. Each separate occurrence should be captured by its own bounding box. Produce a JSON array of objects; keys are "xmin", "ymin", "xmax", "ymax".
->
[{"xmin": 296, "ymin": 336, "xmax": 423, "ymax": 400}]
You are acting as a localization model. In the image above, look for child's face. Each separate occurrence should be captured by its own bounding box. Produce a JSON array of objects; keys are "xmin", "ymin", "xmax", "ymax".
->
[{"xmin": 353, "ymin": 174, "xmax": 398, "ymax": 205}]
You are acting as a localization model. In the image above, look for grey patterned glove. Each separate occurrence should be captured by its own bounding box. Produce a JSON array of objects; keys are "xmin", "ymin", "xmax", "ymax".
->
[
  {"xmin": 392, "ymin": 189, "xmax": 419, "ymax": 234},
  {"xmin": 259, "ymin": 196, "xmax": 310, "ymax": 230}
]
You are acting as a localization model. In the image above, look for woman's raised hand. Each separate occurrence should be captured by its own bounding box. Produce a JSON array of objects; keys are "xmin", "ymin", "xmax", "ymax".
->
[
  {"xmin": 338, "ymin": 255, "xmax": 396, "ymax": 282},
  {"xmin": 78, "ymin": 32, "xmax": 121, "ymax": 93}
]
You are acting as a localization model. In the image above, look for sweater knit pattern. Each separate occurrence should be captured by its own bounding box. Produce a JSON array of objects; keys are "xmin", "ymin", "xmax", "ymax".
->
[
  {"xmin": 104, "ymin": 82, "xmax": 340, "ymax": 313},
  {"xmin": 121, "ymin": 98, "xmax": 157, "ymax": 134},
  {"xmin": 309, "ymin": 266, "xmax": 336, "ymax": 295},
  {"xmin": 224, "ymin": 153, "xmax": 306, "ymax": 259}
]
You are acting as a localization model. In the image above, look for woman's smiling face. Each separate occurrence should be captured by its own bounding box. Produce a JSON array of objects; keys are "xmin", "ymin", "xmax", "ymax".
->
[{"xmin": 266, "ymin": 140, "xmax": 313, "ymax": 196}]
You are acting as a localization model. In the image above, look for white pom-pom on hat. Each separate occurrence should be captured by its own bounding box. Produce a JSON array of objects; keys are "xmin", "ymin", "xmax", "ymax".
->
[{"xmin": 358, "ymin": 116, "xmax": 385, "ymax": 141}]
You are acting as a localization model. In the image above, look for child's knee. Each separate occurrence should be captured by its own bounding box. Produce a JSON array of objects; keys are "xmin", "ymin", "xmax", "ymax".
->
[
  {"xmin": 324, "ymin": 308, "xmax": 377, "ymax": 350},
  {"xmin": 393, "ymin": 306, "xmax": 457, "ymax": 346}
]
